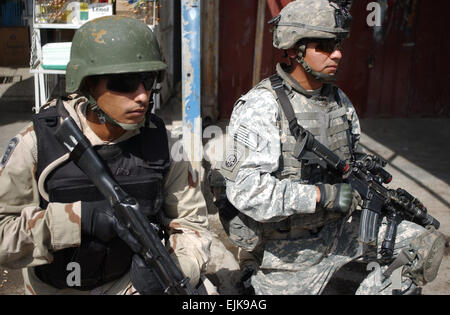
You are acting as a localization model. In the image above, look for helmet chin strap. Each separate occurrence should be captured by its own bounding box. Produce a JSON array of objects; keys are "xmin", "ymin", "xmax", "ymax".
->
[
  {"xmin": 84, "ymin": 92, "xmax": 145, "ymax": 131},
  {"xmin": 93, "ymin": 104, "xmax": 144, "ymax": 131},
  {"xmin": 293, "ymin": 44, "xmax": 338, "ymax": 84},
  {"xmin": 299, "ymin": 58, "xmax": 337, "ymax": 84}
]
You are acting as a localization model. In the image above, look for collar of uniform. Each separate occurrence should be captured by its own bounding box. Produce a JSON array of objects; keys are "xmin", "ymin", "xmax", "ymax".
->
[{"xmin": 276, "ymin": 63, "xmax": 322, "ymax": 98}]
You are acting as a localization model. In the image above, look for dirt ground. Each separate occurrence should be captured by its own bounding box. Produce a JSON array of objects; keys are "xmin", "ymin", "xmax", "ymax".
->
[{"xmin": 0, "ymin": 78, "xmax": 448, "ymax": 294}]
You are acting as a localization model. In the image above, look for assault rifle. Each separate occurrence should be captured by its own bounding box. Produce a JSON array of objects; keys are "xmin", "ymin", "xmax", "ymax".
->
[
  {"xmin": 292, "ymin": 126, "xmax": 440, "ymax": 260},
  {"xmin": 269, "ymin": 73, "xmax": 440, "ymax": 261},
  {"xmin": 53, "ymin": 101, "xmax": 198, "ymax": 295}
]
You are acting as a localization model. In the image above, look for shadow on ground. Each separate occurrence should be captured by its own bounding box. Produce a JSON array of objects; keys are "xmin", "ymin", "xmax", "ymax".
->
[{"xmin": 361, "ymin": 118, "xmax": 450, "ymax": 186}]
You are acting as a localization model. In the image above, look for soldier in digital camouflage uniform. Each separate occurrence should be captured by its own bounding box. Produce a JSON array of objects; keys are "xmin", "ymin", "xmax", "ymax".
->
[
  {"xmin": 0, "ymin": 16, "xmax": 214, "ymax": 295},
  {"xmin": 213, "ymin": 0, "xmax": 444, "ymax": 295}
]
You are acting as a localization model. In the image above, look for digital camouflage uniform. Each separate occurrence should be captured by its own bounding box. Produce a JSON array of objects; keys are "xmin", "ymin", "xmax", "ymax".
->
[
  {"xmin": 213, "ymin": 0, "xmax": 445, "ymax": 295},
  {"xmin": 221, "ymin": 63, "xmax": 432, "ymax": 295},
  {"xmin": 0, "ymin": 95, "xmax": 212, "ymax": 295}
]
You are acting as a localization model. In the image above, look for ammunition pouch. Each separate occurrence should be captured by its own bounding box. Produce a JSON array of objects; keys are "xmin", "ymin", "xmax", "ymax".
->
[
  {"xmin": 209, "ymin": 167, "xmax": 262, "ymax": 252},
  {"xmin": 216, "ymin": 198, "xmax": 263, "ymax": 252}
]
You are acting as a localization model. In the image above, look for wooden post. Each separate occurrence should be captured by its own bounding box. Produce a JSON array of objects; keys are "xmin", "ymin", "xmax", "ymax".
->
[
  {"xmin": 252, "ymin": 0, "xmax": 266, "ymax": 86},
  {"xmin": 201, "ymin": 0, "xmax": 219, "ymax": 123}
]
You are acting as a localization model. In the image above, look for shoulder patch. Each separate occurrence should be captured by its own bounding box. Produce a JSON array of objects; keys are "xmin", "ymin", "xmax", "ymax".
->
[
  {"xmin": 0, "ymin": 137, "xmax": 19, "ymax": 168},
  {"xmin": 224, "ymin": 148, "xmax": 240, "ymax": 170},
  {"xmin": 219, "ymin": 141, "xmax": 249, "ymax": 182}
]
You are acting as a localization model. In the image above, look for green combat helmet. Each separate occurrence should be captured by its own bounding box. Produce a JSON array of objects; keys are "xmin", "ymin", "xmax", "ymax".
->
[
  {"xmin": 269, "ymin": 0, "xmax": 353, "ymax": 83},
  {"xmin": 66, "ymin": 16, "xmax": 167, "ymax": 130}
]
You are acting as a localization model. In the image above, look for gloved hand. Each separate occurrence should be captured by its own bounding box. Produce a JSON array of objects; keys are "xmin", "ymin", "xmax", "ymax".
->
[
  {"xmin": 129, "ymin": 254, "xmax": 164, "ymax": 295},
  {"xmin": 239, "ymin": 263, "xmax": 257, "ymax": 295},
  {"xmin": 317, "ymin": 183, "xmax": 358, "ymax": 214},
  {"xmin": 81, "ymin": 200, "xmax": 142, "ymax": 252}
]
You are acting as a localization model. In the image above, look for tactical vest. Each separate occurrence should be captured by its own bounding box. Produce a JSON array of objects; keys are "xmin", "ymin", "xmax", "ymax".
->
[
  {"xmin": 255, "ymin": 77, "xmax": 352, "ymax": 183},
  {"xmin": 216, "ymin": 76, "xmax": 355, "ymax": 252},
  {"xmin": 32, "ymin": 102, "xmax": 170, "ymax": 290}
]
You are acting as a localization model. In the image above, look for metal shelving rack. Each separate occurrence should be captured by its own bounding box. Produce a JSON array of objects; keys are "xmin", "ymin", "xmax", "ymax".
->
[
  {"xmin": 29, "ymin": 0, "xmax": 161, "ymax": 113},
  {"xmin": 29, "ymin": 1, "xmax": 82, "ymax": 112}
]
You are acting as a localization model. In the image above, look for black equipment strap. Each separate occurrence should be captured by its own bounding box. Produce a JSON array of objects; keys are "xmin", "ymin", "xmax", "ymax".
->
[
  {"xmin": 56, "ymin": 97, "xmax": 70, "ymax": 119},
  {"xmin": 333, "ymin": 86, "xmax": 355, "ymax": 159},
  {"xmin": 269, "ymin": 74, "xmax": 302, "ymax": 138},
  {"xmin": 55, "ymin": 97, "xmax": 91, "ymax": 163}
]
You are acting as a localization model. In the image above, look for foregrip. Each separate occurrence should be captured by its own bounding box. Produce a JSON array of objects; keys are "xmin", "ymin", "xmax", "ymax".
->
[{"xmin": 380, "ymin": 210, "xmax": 400, "ymax": 259}]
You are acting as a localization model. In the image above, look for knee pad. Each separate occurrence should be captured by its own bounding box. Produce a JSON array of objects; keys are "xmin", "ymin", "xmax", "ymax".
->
[{"xmin": 403, "ymin": 226, "xmax": 445, "ymax": 285}]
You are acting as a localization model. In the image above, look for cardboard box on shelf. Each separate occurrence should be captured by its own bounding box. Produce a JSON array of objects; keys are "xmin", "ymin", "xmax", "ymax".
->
[{"xmin": 0, "ymin": 27, "xmax": 31, "ymax": 67}]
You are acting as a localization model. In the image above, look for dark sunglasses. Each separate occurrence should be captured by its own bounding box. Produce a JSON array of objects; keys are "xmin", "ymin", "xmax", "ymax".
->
[
  {"xmin": 314, "ymin": 39, "xmax": 343, "ymax": 54},
  {"xmin": 105, "ymin": 72, "xmax": 157, "ymax": 93}
]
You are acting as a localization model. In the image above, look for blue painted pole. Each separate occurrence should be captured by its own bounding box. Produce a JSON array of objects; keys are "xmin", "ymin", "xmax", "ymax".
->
[{"xmin": 181, "ymin": 0, "xmax": 202, "ymax": 177}]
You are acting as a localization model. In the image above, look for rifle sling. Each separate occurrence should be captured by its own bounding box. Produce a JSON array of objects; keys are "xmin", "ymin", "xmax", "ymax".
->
[
  {"xmin": 269, "ymin": 74, "xmax": 302, "ymax": 138},
  {"xmin": 333, "ymin": 86, "xmax": 355, "ymax": 159},
  {"xmin": 55, "ymin": 97, "xmax": 92, "ymax": 163}
]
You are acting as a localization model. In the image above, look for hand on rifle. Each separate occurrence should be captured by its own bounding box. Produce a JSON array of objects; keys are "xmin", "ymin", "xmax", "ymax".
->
[
  {"xmin": 316, "ymin": 183, "xmax": 361, "ymax": 213},
  {"xmin": 82, "ymin": 200, "xmax": 166, "ymax": 294},
  {"xmin": 130, "ymin": 254, "xmax": 165, "ymax": 294},
  {"xmin": 81, "ymin": 200, "xmax": 142, "ymax": 253}
]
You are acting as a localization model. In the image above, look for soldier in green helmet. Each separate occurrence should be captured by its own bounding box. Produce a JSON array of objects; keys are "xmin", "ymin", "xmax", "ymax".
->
[
  {"xmin": 212, "ymin": 0, "xmax": 443, "ymax": 295},
  {"xmin": 0, "ymin": 16, "xmax": 213, "ymax": 294}
]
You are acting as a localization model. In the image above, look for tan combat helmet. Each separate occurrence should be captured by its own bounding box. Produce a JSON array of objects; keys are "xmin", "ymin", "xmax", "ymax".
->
[{"xmin": 270, "ymin": 0, "xmax": 353, "ymax": 83}]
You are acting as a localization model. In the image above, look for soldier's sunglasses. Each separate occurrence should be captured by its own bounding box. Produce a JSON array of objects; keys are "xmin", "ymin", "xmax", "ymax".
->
[
  {"xmin": 105, "ymin": 72, "xmax": 157, "ymax": 93},
  {"xmin": 314, "ymin": 39, "xmax": 343, "ymax": 54}
]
